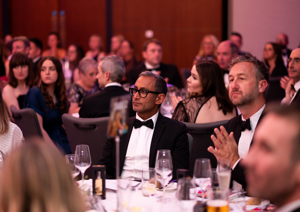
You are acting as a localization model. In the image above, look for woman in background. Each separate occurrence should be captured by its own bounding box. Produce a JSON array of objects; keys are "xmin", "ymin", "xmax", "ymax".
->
[
  {"xmin": 172, "ymin": 61, "xmax": 236, "ymax": 123},
  {"xmin": 0, "ymin": 139, "xmax": 86, "ymax": 212},
  {"xmin": 0, "ymin": 88, "xmax": 23, "ymax": 155},
  {"xmin": 67, "ymin": 57, "xmax": 99, "ymax": 114},
  {"xmin": 2, "ymin": 52, "xmax": 33, "ymax": 116},
  {"xmin": 193, "ymin": 34, "xmax": 219, "ymax": 64},
  {"xmin": 42, "ymin": 32, "xmax": 66, "ymax": 59},
  {"xmin": 108, "ymin": 34, "xmax": 125, "ymax": 56},
  {"xmin": 63, "ymin": 44, "xmax": 85, "ymax": 86},
  {"xmin": 85, "ymin": 34, "xmax": 106, "ymax": 62},
  {"xmin": 120, "ymin": 39, "xmax": 138, "ymax": 84},
  {"xmin": 263, "ymin": 42, "xmax": 288, "ymax": 77},
  {"xmin": 25, "ymin": 56, "xmax": 70, "ymax": 154}
]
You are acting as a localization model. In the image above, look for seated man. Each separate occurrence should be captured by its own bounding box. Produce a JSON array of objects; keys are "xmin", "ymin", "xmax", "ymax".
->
[
  {"xmin": 208, "ymin": 54, "xmax": 269, "ymax": 189},
  {"xmin": 243, "ymin": 105, "xmax": 300, "ymax": 212},
  {"xmin": 99, "ymin": 71, "xmax": 189, "ymax": 179},
  {"xmin": 127, "ymin": 39, "xmax": 183, "ymax": 88},
  {"xmin": 79, "ymin": 55, "xmax": 135, "ymax": 118}
]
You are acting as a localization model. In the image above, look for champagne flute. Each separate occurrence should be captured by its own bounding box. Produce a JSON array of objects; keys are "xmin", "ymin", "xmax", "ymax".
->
[
  {"xmin": 65, "ymin": 154, "xmax": 80, "ymax": 178},
  {"xmin": 74, "ymin": 145, "xmax": 91, "ymax": 183},
  {"xmin": 193, "ymin": 158, "xmax": 212, "ymax": 200},
  {"xmin": 155, "ymin": 149, "xmax": 173, "ymax": 202}
]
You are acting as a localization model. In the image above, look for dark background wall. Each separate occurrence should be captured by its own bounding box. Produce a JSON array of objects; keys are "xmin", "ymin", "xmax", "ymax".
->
[{"xmin": 2, "ymin": 0, "xmax": 224, "ymax": 72}]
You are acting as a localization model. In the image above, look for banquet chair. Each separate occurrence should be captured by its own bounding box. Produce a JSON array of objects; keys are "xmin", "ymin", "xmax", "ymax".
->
[
  {"xmin": 62, "ymin": 114, "xmax": 110, "ymax": 179},
  {"xmin": 183, "ymin": 120, "xmax": 229, "ymax": 175},
  {"xmin": 10, "ymin": 105, "xmax": 43, "ymax": 140}
]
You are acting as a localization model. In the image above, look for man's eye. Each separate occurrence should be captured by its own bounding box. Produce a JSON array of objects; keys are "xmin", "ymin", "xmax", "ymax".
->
[
  {"xmin": 295, "ymin": 58, "xmax": 300, "ymax": 63},
  {"xmin": 140, "ymin": 90, "xmax": 147, "ymax": 94}
]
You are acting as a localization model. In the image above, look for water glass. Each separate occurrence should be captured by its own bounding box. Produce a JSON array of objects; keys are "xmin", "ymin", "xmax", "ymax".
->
[
  {"xmin": 216, "ymin": 163, "xmax": 231, "ymax": 191},
  {"xmin": 65, "ymin": 154, "xmax": 80, "ymax": 178},
  {"xmin": 177, "ymin": 178, "xmax": 197, "ymax": 211},
  {"xmin": 207, "ymin": 188, "xmax": 229, "ymax": 212},
  {"xmin": 142, "ymin": 168, "xmax": 156, "ymax": 197}
]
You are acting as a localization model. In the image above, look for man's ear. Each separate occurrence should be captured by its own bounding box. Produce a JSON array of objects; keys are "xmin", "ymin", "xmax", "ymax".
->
[
  {"xmin": 155, "ymin": 93, "xmax": 165, "ymax": 105},
  {"xmin": 25, "ymin": 46, "xmax": 30, "ymax": 56},
  {"xmin": 258, "ymin": 79, "xmax": 268, "ymax": 93},
  {"xmin": 105, "ymin": 72, "xmax": 110, "ymax": 81},
  {"xmin": 142, "ymin": 51, "xmax": 147, "ymax": 60}
]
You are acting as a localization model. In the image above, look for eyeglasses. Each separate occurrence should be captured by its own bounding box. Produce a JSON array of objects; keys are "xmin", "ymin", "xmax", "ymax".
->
[
  {"xmin": 287, "ymin": 58, "xmax": 300, "ymax": 64},
  {"xmin": 129, "ymin": 87, "xmax": 162, "ymax": 98}
]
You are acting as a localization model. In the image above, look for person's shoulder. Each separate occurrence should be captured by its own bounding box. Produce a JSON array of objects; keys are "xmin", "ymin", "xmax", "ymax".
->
[
  {"xmin": 27, "ymin": 86, "xmax": 41, "ymax": 94},
  {"xmin": 2, "ymin": 84, "xmax": 14, "ymax": 95},
  {"xmin": 227, "ymin": 115, "xmax": 241, "ymax": 127}
]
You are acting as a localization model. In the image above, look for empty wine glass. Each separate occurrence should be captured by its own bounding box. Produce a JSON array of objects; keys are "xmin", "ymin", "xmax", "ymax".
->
[
  {"xmin": 74, "ymin": 145, "xmax": 91, "ymax": 183},
  {"xmin": 65, "ymin": 154, "xmax": 80, "ymax": 178},
  {"xmin": 155, "ymin": 149, "xmax": 173, "ymax": 202},
  {"xmin": 193, "ymin": 158, "xmax": 212, "ymax": 200}
]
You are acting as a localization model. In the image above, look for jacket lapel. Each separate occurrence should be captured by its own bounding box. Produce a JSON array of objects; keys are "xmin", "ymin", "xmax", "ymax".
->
[{"xmin": 149, "ymin": 113, "xmax": 166, "ymax": 167}]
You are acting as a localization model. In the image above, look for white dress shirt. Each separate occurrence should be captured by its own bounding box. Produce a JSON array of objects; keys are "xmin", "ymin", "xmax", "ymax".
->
[
  {"xmin": 281, "ymin": 80, "xmax": 300, "ymax": 105},
  {"xmin": 276, "ymin": 199, "xmax": 300, "ymax": 212},
  {"xmin": 145, "ymin": 62, "xmax": 160, "ymax": 70},
  {"xmin": 105, "ymin": 82, "xmax": 122, "ymax": 88},
  {"xmin": 122, "ymin": 111, "xmax": 159, "ymax": 179},
  {"xmin": 232, "ymin": 105, "xmax": 265, "ymax": 169}
]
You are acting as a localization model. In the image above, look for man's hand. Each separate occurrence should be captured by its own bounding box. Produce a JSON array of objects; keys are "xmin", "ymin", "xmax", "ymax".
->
[
  {"xmin": 285, "ymin": 78, "xmax": 295, "ymax": 103},
  {"xmin": 280, "ymin": 76, "xmax": 290, "ymax": 90},
  {"xmin": 207, "ymin": 126, "xmax": 240, "ymax": 169}
]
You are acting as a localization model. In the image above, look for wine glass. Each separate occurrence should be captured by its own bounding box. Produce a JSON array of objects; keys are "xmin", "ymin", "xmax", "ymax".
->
[
  {"xmin": 155, "ymin": 149, "xmax": 173, "ymax": 202},
  {"xmin": 65, "ymin": 154, "xmax": 80, "ymax": 178},
  {"xmin": 177, "ymin": 177, "xmax": 197, "ymax": 211},
  {"xmin": 74, "ymin": 145, "xmax": 92, "ymax": 183},
  {"xmin": 193, "ymin": 158, "xmax": 212, "ymax": 200}
]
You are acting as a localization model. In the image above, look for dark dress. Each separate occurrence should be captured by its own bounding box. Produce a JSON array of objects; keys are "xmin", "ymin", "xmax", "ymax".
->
[
  {"xmin": 172, "ymin": 96, "xmax": 212, "ymax": 123},
  {"xmin": 66, "ymin": 83, "xmax": 99, "ymax": 107},
  {"xmin": 24, "ymin": 86, "xmax": 71, "ymax": 154},
  {"xmin": 17, "ymin": 95, "xmax": 26, "ymax": 109}
]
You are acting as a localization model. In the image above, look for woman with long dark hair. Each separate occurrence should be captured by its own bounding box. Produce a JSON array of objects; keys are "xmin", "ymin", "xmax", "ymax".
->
[
  {"xmin": 24, "ymin": 56, "xmax": 70, "ymax": 154},
  {"xmin": 172, "ymin": 61, "xmax": 236, "ymax": 123},
  {"xmin": 42, "ymin": 32, "xmax": 66, "ymax": 59}
]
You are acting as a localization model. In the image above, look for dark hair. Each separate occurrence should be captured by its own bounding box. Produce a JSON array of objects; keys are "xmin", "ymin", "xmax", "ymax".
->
[
  {"xmin": 230, "ymin": 54, "xmax": 269, "ymax": 83},
  {"xmin": 229, "ymin": 41, "xmax": 238, "ymax": 56},
  {"xmin": 231, "ymin": 32, "xmax": 242, "ymax": 40},
  {"xmin": 139, "ymin": 71, "xmax": 167, "ymax": 95},
  {"xmin": 9, "ymin": 52, "xmax": 33, "ymax": 88},
  {"xmin": 29, "ymin": 37, "xmax": 43, "ymax": 50},
  {"xmin": 143, "ymin": 39, "xmax": 162, "ymax": 51},
  {"xmin": 263, "ymin": 42, "xmax": 284, "ymax": 66},
  {"xmin": 271, "ymin": 105, "xmax": 300, "ymax": 161},
  {"xmin": 69, "ymin": 44, "xmax": 85, "ymax": 64},
  {"xmin": 48, "ymin": 32, "xmax": 61, "ymax": 48},
  {"xmin": 0, "ymin": 89, "xmax": 9, "ymax": 135},
  {"xmin": 194, "ymin": 61, "xmax": 234, "ymax": 115},
  {"xmin": 37, "ymin": 56, "xmax": 68, "ymax": 114}
]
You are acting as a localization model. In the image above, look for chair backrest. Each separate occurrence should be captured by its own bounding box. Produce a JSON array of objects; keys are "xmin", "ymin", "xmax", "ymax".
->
[
  {"xmin": 10, "ymin": 105, "xmax": 43, "ymax": 140},
  {"xmin": 183, "ymin": 119, "xmax": 229, "ymax": 175},
  {"xmin": 62, "ymin": 114, "xmax": 110, "ymax": 178}
]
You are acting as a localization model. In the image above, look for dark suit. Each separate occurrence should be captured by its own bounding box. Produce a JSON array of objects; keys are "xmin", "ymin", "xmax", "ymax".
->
[
  {"xmin": 290, "ymin": 90, "xmax": 300, "ymax": 105},
  {"xmin": 99, "ymin": 113, "xmax": 189, "ymax": 179},
  {"xmin": 292, "ymin": 207, "xmax": 300, "ymax": 212},
  {"xmin": 128, "ymin": 62, "xmax": 184, "ymax": 88},
  {"xmin": 226, "ymin": 112, "xmax": 265, "ymax": 189},
  {"xmin": 32, "ymin": 57, "xmax": 41, "ymax": 82},
  {"xmin": 79, "ymin": 85, "xmax": 135, "ymax": 118}
]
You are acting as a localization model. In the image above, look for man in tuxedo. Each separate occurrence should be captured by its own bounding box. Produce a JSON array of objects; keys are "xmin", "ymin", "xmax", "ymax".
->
[
  {"xmin": 230, "ymin": 32, "xmax": 250, "ymax": 56},
  {"xmin": 208, "ymin": 54, "xmax": 269, "ymax": 189},
  {"xmin": 243, "ymin": 105, "xmax": 300, "ymax": 212},
  {"xmin": 29, "ymin": 37, "xmax": 43, "ymax": 79},
  {"xmin": 79, "ymin": 55, "xmax": 135, "ymax": 118},
  {"xmin": 99, "ymin": 71, "xmax": 189, "ymax": 179},
  {"xmin": 127, "ymin": 39, "xmax": 183, "ymax": 88},
  {"xmin": 280, "ymin": 48, "xmax": 300, "ymax": 105},
  {"xmin": 276, "ymin": 33, "xmax": 292, "ymax": 66},
  {"xmin": 217, "ymin": 40, "xmax": 238, "ymax": 87}
]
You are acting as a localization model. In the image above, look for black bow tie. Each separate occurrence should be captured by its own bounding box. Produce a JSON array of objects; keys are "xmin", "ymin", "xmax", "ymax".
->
[
  {"xmin": 239, "ymin": 118, "xmax": 251, "ymax": 131},
  {"xmin": 147, "ymin": 68, "xmax": 160, "ymax": 72},
  {"xmin": 133, "ymin": 118, "xmax": 154, "ymax": 129}
]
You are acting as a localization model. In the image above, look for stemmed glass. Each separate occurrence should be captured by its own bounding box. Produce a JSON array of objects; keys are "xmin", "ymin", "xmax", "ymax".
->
[
  {"xmin": 65, "ymin": 154, "xmax": 80, "ymax": 178},
  {"xmin": 193, "ymin": 158, "xmax": 212, "ymax": 200},
  {"xmin": 155, "ymin": 149, "xmax": 173, "ymax": 202},
  {"xmin": 74, "ymin": 145, "xmax": 92, "ymax": 183}
]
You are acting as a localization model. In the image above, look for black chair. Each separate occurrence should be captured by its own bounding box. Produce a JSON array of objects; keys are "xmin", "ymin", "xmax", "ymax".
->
[
  {"xmin": 62, "ymin": 114, "xmax": 110, "ymax": 179},
  {"xmin": 10, "ymin": 105, "xmax": 43, "ymax": 140},
  {"xmin": 183, "ymin": 120, "xmax": 229, "ymax": 175}
]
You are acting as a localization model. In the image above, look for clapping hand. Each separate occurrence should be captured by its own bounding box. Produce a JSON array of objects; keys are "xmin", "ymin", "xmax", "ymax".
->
[
  {"xmin": 207, "ymin": 126, "xmax": 240, "ymax": 169},
  {"xmin": 170, "ymin": 94, "xmax": 182, "ymax": 109}
]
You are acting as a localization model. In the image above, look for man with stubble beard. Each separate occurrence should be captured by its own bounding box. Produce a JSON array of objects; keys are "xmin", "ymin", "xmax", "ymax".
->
[{"xmin": 208, "ymin": 54, "xmax": 269, "ymax": 189}]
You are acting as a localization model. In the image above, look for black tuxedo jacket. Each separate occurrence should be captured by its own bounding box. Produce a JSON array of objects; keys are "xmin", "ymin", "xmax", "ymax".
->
[
  {"xmin": 128, "ymin": 62, "xmax": 183, "ymax": 88},
  {"xmin": 99, "ymin": 113, "xmax": 189, "ymax": 179},
  {"xmin": 291, "ymin": 90, "xmax": 300, "ymax": 105},
  {"xmin": 226, "ymin": 112, "xmax": 265, "ymax": 189},
  {"xmin": 79, "ymin": 86, "xmax": 135, "ymax": 118},
  {"xmin": 292, "ymin": 207, "xmax": 300, "ymax": 212}
]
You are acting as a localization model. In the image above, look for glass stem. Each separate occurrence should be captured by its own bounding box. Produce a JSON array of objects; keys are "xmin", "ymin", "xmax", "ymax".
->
[
  {"xmin": 81, "ymin": 171, "xmax": 85, "ymax": 183},
  {"xmin": 162, "ymin": 179, "xmax": 166, "ymax": 203},
  {"xmin": 202, "ymin": 188, "xmax": 204, "ymax": 202}
]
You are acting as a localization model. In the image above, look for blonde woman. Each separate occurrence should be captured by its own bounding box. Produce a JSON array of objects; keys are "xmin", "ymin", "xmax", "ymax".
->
[
  {"xmin": 0, "ymin": 139, "xmax": 86, "ymax": 212},
  {"xmin": 193, "ymin": 34, "xmax": 219, "ymax": 64}
]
